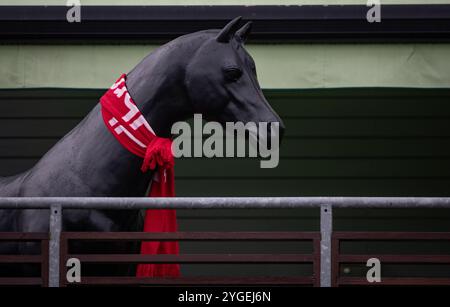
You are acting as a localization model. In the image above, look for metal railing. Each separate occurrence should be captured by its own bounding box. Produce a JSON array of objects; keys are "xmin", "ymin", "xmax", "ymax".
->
[
  {"xmin": 59, "ymin": 231, "xmax": 320, "ymax": 287},
  {"xmin": 332, "ymin": 232, "xmax": 450, "ymax": 286},
  {"xmin": 1, "ymin": 196, "xmax": 450, "ymax": 287}
]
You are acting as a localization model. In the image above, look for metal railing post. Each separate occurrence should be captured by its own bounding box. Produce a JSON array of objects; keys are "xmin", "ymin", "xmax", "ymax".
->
[
  {"xmin": 320, "ymin": 204, "xmax": 332, "ymax": 287},
  {"xmin": 49, "ymin": 204, "xmax": 62, "ymax": 287}
]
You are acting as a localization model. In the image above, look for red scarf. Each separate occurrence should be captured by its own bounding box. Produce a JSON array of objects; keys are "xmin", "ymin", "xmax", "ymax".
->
[{"xmin": 100, "ymin": 74, "xmax": 180, "ymax": 277}]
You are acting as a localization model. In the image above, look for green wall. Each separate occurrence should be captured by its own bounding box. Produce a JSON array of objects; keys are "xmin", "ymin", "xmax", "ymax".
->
[
  {"xmin": 1, "ymin": 88, "xmax": 450, "ymax": 278},
  {"xmin": 1, "ymin": 88, "xmax": 449, "ymax": 197}
]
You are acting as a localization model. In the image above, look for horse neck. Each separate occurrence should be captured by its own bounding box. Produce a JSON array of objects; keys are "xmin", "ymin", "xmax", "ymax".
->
[
  {"xmin": 23, "ymin": 49, "xmax": 192, "ymax": 197},
  {"xmin": 126, "ymin": 40, "xmax": 195, "ymax": 137}
]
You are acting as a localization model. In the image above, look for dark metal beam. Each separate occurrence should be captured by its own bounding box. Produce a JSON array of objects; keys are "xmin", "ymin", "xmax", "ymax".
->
[{"xmin": 0, "ymin": 5, "xmax": 450, "ymax": 43}]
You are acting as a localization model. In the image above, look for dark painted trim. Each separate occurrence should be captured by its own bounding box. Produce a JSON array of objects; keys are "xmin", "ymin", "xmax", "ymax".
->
[
  {"xmin": 2, "ymin": 88, "xmax": 450, "ymax": 97},
  {"xmin": 0, "ymin": 4, "xmax": 450, "ymax": 44}
]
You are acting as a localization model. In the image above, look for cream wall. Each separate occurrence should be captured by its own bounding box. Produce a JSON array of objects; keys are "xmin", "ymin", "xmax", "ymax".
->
[{"xmin": 1, "ymin": 44, "xmax": 450, "ymax": 89}]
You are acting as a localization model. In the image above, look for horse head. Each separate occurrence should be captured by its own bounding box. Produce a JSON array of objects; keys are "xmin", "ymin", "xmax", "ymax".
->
[
  {"xmin": 184, "ymin": 17, "xmax": 285, "ymax": 142},
  {"xmin": 127, "ymin": 17, "xmax": 284, "ymax": 145}
]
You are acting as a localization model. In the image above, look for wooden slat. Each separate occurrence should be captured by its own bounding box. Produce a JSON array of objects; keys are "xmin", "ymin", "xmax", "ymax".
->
[
  {"xmin": 61, "ymin": 231, "xmax": 320, "ymax": 240},
  {"xmin": 3, "ymin": 91, "xmax": 450, "ymax": 119},
  {"xmin": 0, "ymin": 89, "xmax": 102, "ymax": 99},
  {"xmin": 338, "ymin": 254, "xmax": 450, "ymax": 263},
  {"xmin": 68, "ymin": 254, "xmax": 314, "ymax": 264},
  {"xmin": 77, "ymin": 276, "xmax": 313, "ymax": 285},
  {"xmin": 2, "ymin": 138, "xmax": 450, "ymax": 159},
  {"xmin": 1, "ymin": 175, "xmax": 449, "ymax": 196},
  {"xmin": 285, "ymin": 118, "xmax": 450, "ymax": 137},
  {"xmin": 5, "ymin": 158, "xmax": 450, "ymax": 179},
  {"xmin": 2, "ymin": 88, "xmax": 450, "ymax": 118},
  {"xmin": 0, "ymin": 255, "xmax": 43, "ymax": 263},
  {"xmin": 0, "ymin": 277, "xmax": 43, "ymax": 286},
  {"xmin": 338, "ymin": 277, "xmax": 450, "ymax": 286},
  {"xmin": 0, "ymin": 158, "xmax": 36, "ymax": 175},
  {"xmin": 156, "ymin": 136, "xmax": 450, "ymax": 159},
  {"xmin": 333, "ymin": 232, "xmax": 450, "ymax": 240},
  {"xmin": 179, "ymin": 118, "xmax": 450, "ymax": 138},
  {"xmin": 278, "ymin": 138, "xmax": 450, "ymax": 158},
  {"xmin": 0, "ymin": 118, "xmax": 449, "ymax": 138},
  {"xmin": 174, "ymin": 158, "xmax": 450, "ymax": 178},
  {"xmin": 270, "ymin": 98, "xmax": 450, "ymax": 118},
  {"xmin": 174, "ymin": 178, "xmax": 450, "ymax": 197},
  {"xmin": 0, "ymin": 138, "xmax": 58, "ymax": 157},
  {"xmin": 0, "ymin": 99, "xmax": 95, "ymax": 118},
  {"xmin": 0, "ymin": 119, "xmax": 81, "ymax": 137},
  {"xmin": 0, "ymin": 232, "xmax": 48, "ymax": 240}
]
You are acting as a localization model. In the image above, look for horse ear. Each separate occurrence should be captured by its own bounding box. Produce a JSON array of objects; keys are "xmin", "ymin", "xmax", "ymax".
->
[
  {"xmin": 236, "ymin": 21, "xmax": 252, "ymax": 44},
  {"xmin": 216, "ymin": 16, "xmax": 242, "ymax": 43}
]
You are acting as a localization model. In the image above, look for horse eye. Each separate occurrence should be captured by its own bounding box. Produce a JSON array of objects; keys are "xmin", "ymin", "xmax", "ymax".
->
[{"xmin": 224, "ymin": 67, "xmax": 243, "ymax": 82}]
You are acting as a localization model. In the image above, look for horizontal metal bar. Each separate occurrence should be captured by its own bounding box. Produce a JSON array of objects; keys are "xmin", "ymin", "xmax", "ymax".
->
[
  {"xmin": 333, "ymin": 232, "xmax": 450, "ymax": 240},
  {"xmin": 68, "ymin": 254, "xmax": 314, "ymax": 264},
  {"xmin": 77, "ymin": 276, "xmax": 313, "ymax": 286},
  {"xmin": 0, "ymin": 277, "xmax": 43, "ymax": 286},
  {"xmin": 61, "ymin": 231, "xmax": 320, "ymax": 241},
  {"xmin": 338, "ymin": 277, "xmax": 450, "ymax": 286},
  {"xmin": 1, "ymin": 197, "xmax": 450, "ymax": 209},
  {"xmin": 0, "ymin": 232, "xmax": 48, "ymax": 241},
  {"xmin": 338, "ymin": 255, "xmax": 450, "ymax": 263},
  {"xmin": 0, "ymin": 255, "xmax": 43, "ymax": 263}
]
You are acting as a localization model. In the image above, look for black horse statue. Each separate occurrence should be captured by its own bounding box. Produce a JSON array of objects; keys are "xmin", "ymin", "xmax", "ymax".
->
[{"xmin": 0, "ymin": 17, "xmax": 284, "ymax": 276}]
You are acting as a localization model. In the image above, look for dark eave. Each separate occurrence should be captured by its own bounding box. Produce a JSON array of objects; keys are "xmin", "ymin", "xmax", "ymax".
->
[{"xmin": 0, "ymin": 5, "xmax": 450, "ymax": 44}]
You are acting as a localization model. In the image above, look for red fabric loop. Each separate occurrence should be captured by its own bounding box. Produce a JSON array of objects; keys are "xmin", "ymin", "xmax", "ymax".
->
[{"xmin": 141, "ymin": 137, "xmax": 174, "ymax": 173}]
